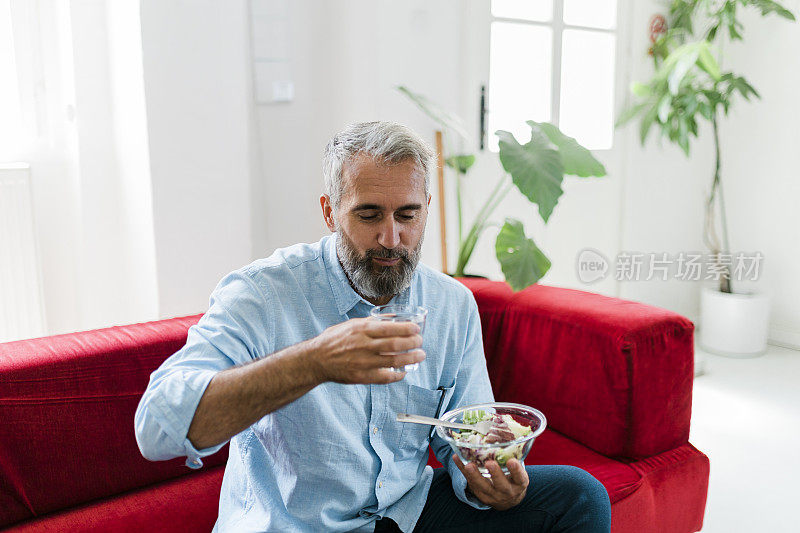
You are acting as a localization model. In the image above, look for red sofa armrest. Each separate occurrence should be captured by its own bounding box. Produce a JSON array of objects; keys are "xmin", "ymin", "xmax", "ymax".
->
[
  {"xmin": 460, "ymin": 278, "xmax": 695, "ymax": 460},
  {"xmin": 0, "ymin": 315, "xmax": 228, "ymax": 528}
]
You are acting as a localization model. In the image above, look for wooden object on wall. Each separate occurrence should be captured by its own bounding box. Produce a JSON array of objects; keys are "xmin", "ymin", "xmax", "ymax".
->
[{"xmin": 435, "ymin": 131, "xmax": 448, "ymax": 274}]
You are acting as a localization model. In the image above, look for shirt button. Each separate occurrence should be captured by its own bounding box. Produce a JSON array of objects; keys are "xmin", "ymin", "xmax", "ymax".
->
[{"xmin": 373, "ymin": 427, "xmax": 378, "ymax": 434}]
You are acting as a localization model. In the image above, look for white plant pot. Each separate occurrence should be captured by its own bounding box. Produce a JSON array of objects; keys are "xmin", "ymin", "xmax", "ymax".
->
[{"xmin": 700, "ymin": 287, "xmax": 770, "ymax": 357}]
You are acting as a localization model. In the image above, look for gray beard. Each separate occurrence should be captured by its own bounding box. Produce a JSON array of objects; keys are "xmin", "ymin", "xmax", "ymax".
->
[{"xmin": 336, "ymin": 230, "xmax": 422, "ymax": 301}]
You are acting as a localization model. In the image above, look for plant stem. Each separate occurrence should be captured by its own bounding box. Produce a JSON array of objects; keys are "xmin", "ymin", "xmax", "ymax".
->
[
  {"xmin": 709, "ymin": 112, "xmax": 732, "ymax": 293},
  {"xmin": 456, "ymin": 172, "xmax": 463, "ymax": 249},
  {"xmin": 454, "ymin": 175, "xmax": 512, "ymax": 276},
  {"xmin": 716, "ymin": 177, "xmax": 732, "ymax": 294},
  {"xmin": 712, "ymin": 114, "xmax": 731, "ymax": 256},
  {"xmin": 484, "ymin": 180, "xmax": 513, "ymax": 223}
]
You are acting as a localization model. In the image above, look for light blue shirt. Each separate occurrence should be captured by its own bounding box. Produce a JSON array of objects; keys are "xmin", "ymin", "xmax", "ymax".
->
[{"xmin": 134, "ymin": 233, "xmax": 495, "ymax": 532}]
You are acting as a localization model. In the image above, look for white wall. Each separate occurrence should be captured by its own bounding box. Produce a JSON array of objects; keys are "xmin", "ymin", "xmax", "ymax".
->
[
  {"xmin": 106, "ymin": 0, "xmax": 159, "ymax": 323},
  {"xmin": 69, "ymin": 0, "xmax": 124, "ymax": 329},
  {"xmin": 11, "ymin": 0, "xmax": 799, "ymax": 346},
  {"xmin": 617, "ymin": 0, "xmax": 713, "ymax": 320},
  {"xmin": 718, "ymin": 1, "xmax": 800, "ymax": 346},
  {"xmin": 250, "ymin": 0, "xmax": 331, "ymax": 255},
  {"xmin": 252, "ymin": 0, "xmax": 467, "ymax": 274},
  {"xmin": 140, "ymin": 0, "xmax": 254, "ymax": 318},
  {"xmin": 614, "ymin": 0, "xmax": 800, "ymax": 347}
]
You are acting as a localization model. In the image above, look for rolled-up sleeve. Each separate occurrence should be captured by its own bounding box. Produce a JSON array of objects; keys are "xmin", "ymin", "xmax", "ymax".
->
[
  {"xmin": 430, "ymin": 291, "xmax": 495, "ymax": 510},
  {"xmin": 134, "ymin": 269, "xmax": 273, "ymax": 468}
]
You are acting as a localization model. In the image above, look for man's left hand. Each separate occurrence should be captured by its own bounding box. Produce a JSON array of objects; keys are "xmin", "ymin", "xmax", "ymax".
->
[{"xmin": 452, "ymin": 454, "xmax": 528, "ymax": 511}]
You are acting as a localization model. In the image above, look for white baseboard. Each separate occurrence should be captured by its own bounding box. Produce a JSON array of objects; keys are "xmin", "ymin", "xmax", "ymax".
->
[
  {"xmin": 768, "ymin": 324, "xmax": 800, "ymax": 351},
  {"xmin": 691, "ymin": 313, "xmax": 800, "ymax": 352}
]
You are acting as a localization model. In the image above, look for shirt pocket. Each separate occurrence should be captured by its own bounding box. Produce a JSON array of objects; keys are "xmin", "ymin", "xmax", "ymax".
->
[{"xmin": 396, "ymin": 383, "xmax": 455, "ymax": 455}]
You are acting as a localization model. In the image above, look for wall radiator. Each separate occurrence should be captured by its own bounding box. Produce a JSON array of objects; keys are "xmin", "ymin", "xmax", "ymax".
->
[{"xmin": 0, "ymin": 163, "xmax": 45, "ymax": 342}]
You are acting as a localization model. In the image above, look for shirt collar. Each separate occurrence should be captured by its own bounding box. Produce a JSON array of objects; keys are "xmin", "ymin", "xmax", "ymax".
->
[{"xmin": 322, "ymin": 233, "xmax": 413, "ymax": 316}]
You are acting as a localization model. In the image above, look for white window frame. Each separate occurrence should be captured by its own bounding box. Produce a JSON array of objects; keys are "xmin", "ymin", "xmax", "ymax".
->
[{"xmin": 489, "ymin": 0, "xmax": 620, "ymax": 150}]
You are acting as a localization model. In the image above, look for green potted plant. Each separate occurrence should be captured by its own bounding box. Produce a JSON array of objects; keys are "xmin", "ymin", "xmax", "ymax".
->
[
  {"xmin": 616, "ymin": 0, "xmax": 794, "ymax": 356},
  {"xmin": 398, "ymin": 86, "xmax": 607, "ymax": 292}
]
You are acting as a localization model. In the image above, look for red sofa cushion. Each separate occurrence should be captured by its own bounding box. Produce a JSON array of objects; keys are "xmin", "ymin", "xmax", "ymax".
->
[
  {"xmin": 609, "ymin": 443, "xmax": 709, "ymax": 533},
  {"xmin": 4, "ymin": 466, "xmax": 224, "ymax": 533},
  {"xmin": 427, "ymin": 428, "xmax": 709, "ymax": 533},
  {"xmin": 427, "ymin": 429, "xmax": 640, "ymax": 505},
  {"xmin": 528, "ymin": 430, "xmax": 642, "ymax": 504},
  {"xmin": 460, "ymin": 278, "xmax": 695, "ymax": 459},
  {"xmin": 0, "ymin": 315, "xmax": 223, "ymax": 529}
]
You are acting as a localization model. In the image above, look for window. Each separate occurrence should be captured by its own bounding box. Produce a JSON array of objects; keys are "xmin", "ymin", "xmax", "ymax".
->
[{"xmin": 488, "ymin": 0, "xmax": 618, "ymax": 151}]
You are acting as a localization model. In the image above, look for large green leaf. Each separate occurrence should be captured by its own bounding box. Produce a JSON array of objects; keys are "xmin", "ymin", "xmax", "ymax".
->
[
  {"xmin": 528, "ymin": 121, "xmax": 607, "ymax": 177},
  {"xmin": 495, "ymin": 218, "xmax": 551, "ymax": 291},
  {"xmin": 496, "ymin": 129, "xmax": 564, "ymax": 222},
  {"xmin": 396, "ymin": 86, "xmax": 469, "ymax": 141}
]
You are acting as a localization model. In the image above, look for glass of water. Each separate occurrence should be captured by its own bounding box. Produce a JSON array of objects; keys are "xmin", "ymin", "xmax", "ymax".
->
[{"xmin": 369, "ymin": 304, "xmax": 428, "ymax": 372}]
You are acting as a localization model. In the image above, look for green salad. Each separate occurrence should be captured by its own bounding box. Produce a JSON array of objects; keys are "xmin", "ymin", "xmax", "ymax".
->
[{"xmin": 450, "ymin": 410, "xmax": 533, "ymax": 468}]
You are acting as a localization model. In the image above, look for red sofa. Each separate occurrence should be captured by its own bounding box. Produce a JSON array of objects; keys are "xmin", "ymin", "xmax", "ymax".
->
[{"xmin": 0, "ymin": 279, "xmax": 709, "ymax": 532}]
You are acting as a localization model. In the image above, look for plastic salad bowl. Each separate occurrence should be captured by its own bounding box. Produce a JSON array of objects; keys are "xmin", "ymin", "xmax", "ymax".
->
[{"xmin": 435, "ymin": 402, "xmax": 547, "ymax": 478}]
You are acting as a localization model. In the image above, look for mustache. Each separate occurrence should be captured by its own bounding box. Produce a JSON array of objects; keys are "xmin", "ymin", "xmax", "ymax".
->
[{"xmin": 365, "ymin": 247, "xmax": 410, "ymax": 262}]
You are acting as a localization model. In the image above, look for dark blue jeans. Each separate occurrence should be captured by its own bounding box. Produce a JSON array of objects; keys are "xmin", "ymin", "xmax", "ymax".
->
[{"xmin": 375, "ymin": 465, "xmax": 611, "ymax": 533}]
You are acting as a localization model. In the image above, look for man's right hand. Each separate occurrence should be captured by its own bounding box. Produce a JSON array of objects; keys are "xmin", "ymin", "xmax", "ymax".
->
[
  {"xmin": 308, "ymin": 318, "xmax": 425, "ymax": 385},
  {"xmin": 186, "ymin": 317, "xmax": 423, "ymax": 450}
]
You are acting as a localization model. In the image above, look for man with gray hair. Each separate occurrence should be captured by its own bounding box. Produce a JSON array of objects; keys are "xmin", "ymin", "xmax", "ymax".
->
[{"xmin": 135, "ymin": 121, "xmax": 610, "ymax": 532}]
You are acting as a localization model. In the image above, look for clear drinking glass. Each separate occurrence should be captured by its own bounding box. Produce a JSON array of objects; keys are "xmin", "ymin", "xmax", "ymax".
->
[{"xmin": 369, "ymin": 304, "xmax": 428, "ymax": 372}]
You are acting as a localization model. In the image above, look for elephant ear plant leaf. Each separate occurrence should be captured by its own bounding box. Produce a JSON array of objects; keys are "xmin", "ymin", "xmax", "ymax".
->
[
  {"xmin": 397, "ymin": 86, "xmax": 606, "ymax": 291},
  {"xmin": 531, "ymin": 121, "xmax": 607, "ymax": 177},
  {"xmin": 495, "ymin": 218, "xmax": 551, "ymax": 291},
  {"xmin": 496, "ymin": 129, "xmax": 564, "ymax": 223},
  {"xmin": 616, "ymin": 0, "xmax": 794, "ymax": 293}
]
